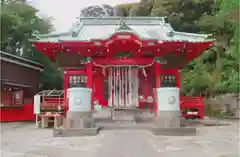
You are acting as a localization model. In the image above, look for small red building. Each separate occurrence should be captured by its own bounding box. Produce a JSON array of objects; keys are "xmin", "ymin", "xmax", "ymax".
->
[{"xmin": 0, "ymin": 51, "xmax": 44, "ymax": 122}]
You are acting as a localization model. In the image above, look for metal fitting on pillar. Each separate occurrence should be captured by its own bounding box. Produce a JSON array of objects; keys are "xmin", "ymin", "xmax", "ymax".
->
[
  {"xmin": 155, "ymin": 58, "xmax": 161, "ymax": 63},
  {"xmin": 86, "ymin": 57, "xmax": 92, "ymax": 63}
]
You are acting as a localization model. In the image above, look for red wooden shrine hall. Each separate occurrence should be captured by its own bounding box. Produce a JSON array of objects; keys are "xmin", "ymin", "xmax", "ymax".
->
[{"xmin": 30, "ymin": 17, "xmax": 214, "ymax": 119}]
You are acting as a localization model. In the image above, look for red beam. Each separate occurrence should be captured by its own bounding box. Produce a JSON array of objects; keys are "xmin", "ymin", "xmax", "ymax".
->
[{"xmin": 33, "ymin": 39, "xmax": 214, "ymax": 65}]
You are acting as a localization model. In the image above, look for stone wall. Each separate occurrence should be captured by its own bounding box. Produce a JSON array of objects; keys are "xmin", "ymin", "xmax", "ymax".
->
[{"xmin": 204, "ymin": 93, "xmax": 240, "ymax": 118}]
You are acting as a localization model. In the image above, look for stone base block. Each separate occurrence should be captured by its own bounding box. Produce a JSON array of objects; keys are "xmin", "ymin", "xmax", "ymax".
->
[
  {"xmin": 66, "ymin": 111, "xmax": 95, "ymax": 128},
  {"xmin": 53, "ymin": 127, "xmax": 100, "ymax": 137},
  {"xmin": 151, "ymin": 127, "xmax": 196, "ymax": 136},
  {"xmin": 96, "ymin": 122, "xmax": 154, "ymax": 130},
  {"xmin": 154, "ymin": 111, "xmax": 180, "ymax": 128}
]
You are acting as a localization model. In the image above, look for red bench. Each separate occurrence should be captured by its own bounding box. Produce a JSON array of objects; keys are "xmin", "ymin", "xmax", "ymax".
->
[
  {"xmin": 138, "ymin": 95, "xmax": 204, "ymax": 120},
  {"xmin": 41, "ymin": 97, "xmax": 64, "ymax": 109},
  {"xmin": 180, "ymin": 96, "xmax": 204, "ymax": 119}
]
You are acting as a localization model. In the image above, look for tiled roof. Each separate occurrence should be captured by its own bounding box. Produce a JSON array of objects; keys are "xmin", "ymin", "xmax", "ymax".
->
[{"xmin": 30, "ymin": 17, "xmax": 214, "ymax": 43}]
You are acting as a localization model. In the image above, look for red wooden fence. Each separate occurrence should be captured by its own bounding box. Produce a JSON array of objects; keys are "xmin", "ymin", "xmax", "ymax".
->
[{"xmin": 0, "ymin": 104, "xmax": 35, "ymax": 122}]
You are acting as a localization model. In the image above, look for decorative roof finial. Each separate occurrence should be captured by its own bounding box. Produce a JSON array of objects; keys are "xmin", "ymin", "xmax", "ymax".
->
[
  {"xmin": 31, "ymin": 30, "xmax": 40, "ymax": 39},
  {"xmin": 117, "ymin": 19, "xmax": 131, "ymax": 30},
  {"xmin": 120, "ymin": 19, "xmax": 126, "ymax": 26}
]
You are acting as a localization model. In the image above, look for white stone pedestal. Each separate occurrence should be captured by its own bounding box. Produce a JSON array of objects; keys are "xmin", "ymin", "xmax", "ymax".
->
[{"xmin": 155, "ymin": 87, "xmax": 180, "ymax": 128}]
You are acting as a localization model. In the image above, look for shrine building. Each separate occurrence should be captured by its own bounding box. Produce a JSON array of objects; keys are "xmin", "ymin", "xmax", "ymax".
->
[{"xmin": 30, "ymin": 17, "xmax": 214, "ymax": 128}]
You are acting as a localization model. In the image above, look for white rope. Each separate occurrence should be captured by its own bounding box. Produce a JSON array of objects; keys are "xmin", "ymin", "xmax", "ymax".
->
[
  {"xmin": 108, "ymin": 67, "xmax": 112, "ymax": 107},
  {"xmin": 117, "ymin": 67, "xmax": 120, "ymax": 107},
  {"xmin": 113, "ymin": 68, "xmax": 116, "ymax": 107},
  {"xmin": 115, "ymin": 68, "xmax": 118, "ymax": 107},
  {"xmin": 125, "ymin": 67, "xmax": 128, "ymax": 106},
  {"xmin": 129, "ymin": 67, "xmax": 132, "ymax": 107},
  {"xmin": 116, "ymin": 67, "xmax": 119, "ymax": 107},
  {"xmin": 119, "ymin": 68, "xmax": 122, "ymax": 106},
  {"xmin": 124, "ymin": 68, "xmax": 126, "ymax": 106},
  {"xmin": 103, "ymin": 67, "xmax": 106, "ymax": 76},
  {"xmin": 132, "ymin": 68, "xmax": 135, "ymax": 107},
  {"xmin": 120, "ymin": 68, "xmax": 123, "ymax": 107},
  {"xmin": 110, "ymin": 68, "xmax": 113, "ymax": 106},
  {"xmin": 132, "ymin": 68, "xmax": 136, "ymax": 107},
  {"xmin": 122, "ymin": 68, "xmax": 124, "ymax": 106},
  {"xmin": 92, "ymin": 59, "xmax": 156, "ymax": 68},
  {"xmin": 135, "ymin": 69, "xmax": 139, "ymax": 107},
  {"xmin": 142, "ymin": 68, "xmax": 147, "ymax": 77},
  {"xmin": 92, "ymin": 59, "xmax": 157, "ymax": 108},
  {"xmin": 107, "ymin": 66, "xmax": 143, "ymax": 108}
]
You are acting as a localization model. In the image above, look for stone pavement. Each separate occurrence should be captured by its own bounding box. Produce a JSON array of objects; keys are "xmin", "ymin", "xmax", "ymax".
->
[{"xmin": 1, "ymin": 121, "xmax": 239, "ymax": 157}]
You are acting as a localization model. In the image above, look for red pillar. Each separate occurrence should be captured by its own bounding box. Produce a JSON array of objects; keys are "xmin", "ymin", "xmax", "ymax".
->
[
  {"xmin": 154, "ymin": 61, "xmax": 161, "ymax": 117},
  {"xmin": 176, "ymin": 69, "xmax": 181, "ymax": 115},
  {"xmin": 86, "ymin": 60, "xmax": 94, "ymax": 111},
  {"xmin": 63, "ymin": 71, "xmax": 69, "ymax": 116},
  {"xmin": 87, "ymin": 64, "xmax": 93, "ymax": 88},
  {"xmin": 176, "ymin": 69, "xmax": 181, "ymax": 88},
  {"xmin": 94, "ymin": 69, "xmax": 105, "ymax": 107}
]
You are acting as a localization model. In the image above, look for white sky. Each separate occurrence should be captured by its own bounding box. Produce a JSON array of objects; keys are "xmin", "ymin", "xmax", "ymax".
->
[{"xmin": 29, "ymin": 0, "xmax": 140, "ymax": 32}]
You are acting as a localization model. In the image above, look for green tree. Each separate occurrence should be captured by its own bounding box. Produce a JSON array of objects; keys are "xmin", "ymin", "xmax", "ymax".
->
[
  {"xmin": 0, "ymin": 0, "xmax": 53, "ymax": 55},
  {"xmin": 119, "ymin": 0, "xmax": 239, "ymax": 96},
  {"xmin": 1, "ymin": 0, "xmax": 63, "ymax": 90},
  {"xmin": 129, "ymin": 0, "xmax": 154, "ymax": 16}
]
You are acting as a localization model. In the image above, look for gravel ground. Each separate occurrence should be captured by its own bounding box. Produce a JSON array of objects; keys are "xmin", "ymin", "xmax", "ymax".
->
[{"xmin": 1, "ymin": 121, "xmax": 239, "ymax": 157}]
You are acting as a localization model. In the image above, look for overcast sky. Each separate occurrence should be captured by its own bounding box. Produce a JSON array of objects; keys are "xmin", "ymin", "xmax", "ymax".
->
[{"xmin": 29, "ymin": 0, "xmax": 139, "ymax": 32}]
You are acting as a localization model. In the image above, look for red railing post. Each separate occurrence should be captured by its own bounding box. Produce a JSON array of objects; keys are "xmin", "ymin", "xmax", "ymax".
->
[
  {"xmin": 199, "ymin": 96, "xmax": 204, "ymax": 119},
  {"xmin": 199, "ymin": 107, "xmax": 204, "ymax": 120}
]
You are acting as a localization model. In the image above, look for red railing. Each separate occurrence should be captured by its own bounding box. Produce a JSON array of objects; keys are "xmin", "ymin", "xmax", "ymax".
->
[
  {"xmin": 41, "ymin": 97, "xmax": 64, "ymax": 109},
  {"xmin": 180, "ymin": 96, "xmax": 204, "ymax": 119},
  {"xmin": 39, "ymin": 94, "xmax": 204, "ymax": 119},
  {"xmin": 138, "ymin": 95, "xmax": 204, "ymax": 119}
]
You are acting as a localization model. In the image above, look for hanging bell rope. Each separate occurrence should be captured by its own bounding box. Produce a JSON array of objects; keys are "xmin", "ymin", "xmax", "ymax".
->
[
  {"xmin": 107, "ymin": 67, "xmax": 140, "ymax": 108},
  {"xmin": 102, "ymin": 67, "xmax": 106, "ymax": 76},
  {"xmin": 142, "ymin": 68, "xmax": 147, "ymax": 78},
  {"xmin": 92, "ymin": 59, "xmax": 156, "ymax": 68}
]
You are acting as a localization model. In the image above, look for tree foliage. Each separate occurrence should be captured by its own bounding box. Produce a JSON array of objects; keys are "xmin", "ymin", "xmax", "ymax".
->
[
  {"xmin": 0, "ymin": 0, "xmax": 53, "ymax": 55},
  {"xmin": 1, "ymin": 0, "xmax": 63, "ymax": 90},
  {"xmin": 119, "ymin": 0, "xmax": 239, "ymax": 96}
]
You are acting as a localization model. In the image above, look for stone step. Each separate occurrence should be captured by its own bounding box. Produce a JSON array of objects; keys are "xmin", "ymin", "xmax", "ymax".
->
[
  {"xmin": 96, "ymin": 122, "xmax": 154, "ymax": 130},
  {"xmin": 112, "ymin": 108, "xmax": 140, "ymax": 120},
  {"xmin": 112, "ymin": 115, "xmax": 136, "ymax": 121}
]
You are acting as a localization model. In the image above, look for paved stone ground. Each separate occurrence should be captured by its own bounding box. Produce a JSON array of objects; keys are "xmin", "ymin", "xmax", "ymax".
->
[{"xmin": 1, "ymin": 121, "xmax": 239, "ymax": 157}]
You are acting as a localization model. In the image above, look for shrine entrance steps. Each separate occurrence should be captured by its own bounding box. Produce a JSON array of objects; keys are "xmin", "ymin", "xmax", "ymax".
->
[
  {"xmin": 94, "ymin": 107, "xmax": 155, "ymax": 126},
  {"xmin": 94, "ymin": 108, "xmax": 154, "ymax": 130},
  {"xmin": 111, "ymin": 108, "xmax": 139, "ymax": 123}
]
